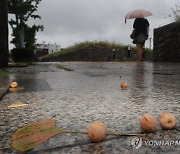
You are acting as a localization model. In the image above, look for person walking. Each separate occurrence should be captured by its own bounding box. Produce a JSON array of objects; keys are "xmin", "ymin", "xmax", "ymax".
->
[{"xmin": 132, "ymin": 18, "xmax": 149, "ymax": 62}]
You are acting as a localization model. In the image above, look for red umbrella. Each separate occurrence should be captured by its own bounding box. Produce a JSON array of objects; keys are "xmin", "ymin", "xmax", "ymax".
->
[{"xmin": 125, "ymin": 9, "xmax": 152, "ymax": 23}]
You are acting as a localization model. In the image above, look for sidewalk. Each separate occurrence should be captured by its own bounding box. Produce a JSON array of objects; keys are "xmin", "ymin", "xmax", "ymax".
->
[{"xmin": 0, "ymin": 62, "xmax": 180, "ymax": 154}]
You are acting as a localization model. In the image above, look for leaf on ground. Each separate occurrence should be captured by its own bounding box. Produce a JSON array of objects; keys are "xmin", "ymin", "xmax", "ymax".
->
[
  {"xmin": 8, "ymin": 102, "xmax": 28, "ymax": 108},
  {"xmin": 11, "ymin": 119, "xmax": 62, "ymax": 152}
]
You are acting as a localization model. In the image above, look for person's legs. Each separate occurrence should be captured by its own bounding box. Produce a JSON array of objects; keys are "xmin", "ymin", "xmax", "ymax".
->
[
  {"xmin": 136, "ymin": 43, "xmax": 144, "ymax": 62},
  {"xmin": 136, "ymin": 44, "xmax": 142, "ymax": 62},
  {"xmin": 136, "ymin": 44, "xmax": 140, "ymax": 61},
  {"xmin": 139, "ymin": 44, "xmax": 144, "ymax": 61},
  {"xmin": 136, "ymin": 34, "xmax": 146, "ymax": 62}
]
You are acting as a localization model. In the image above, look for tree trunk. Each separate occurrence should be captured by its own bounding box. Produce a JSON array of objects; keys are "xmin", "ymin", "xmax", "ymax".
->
[
  {"xmin": 0, "ymin": 0, "xmax": 9, "ymax": 67},
  {"xmin": 19, "ymin": 13, "xmax": 25, "ymax": 48}
]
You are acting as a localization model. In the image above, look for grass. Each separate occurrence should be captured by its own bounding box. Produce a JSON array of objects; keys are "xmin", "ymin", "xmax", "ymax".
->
[
  {"xmin": 41, "ymin": 40, "xmax": 153, "ymax": 61},
  {"xmin": 55, "ymin": 65, "xmax": 74, "ymax": 71},
  {"xmin": 0, "ymin": 69, "xmax": 9, "ymax": 74},
  {"xmin": 8, "ymin": 62, "xmax": 28, "ymax": 67},
  {"xmin": 144, "ymin": 48, "xmax": 153, "ymax": 55},
  {"xmin": 41, "ymin": 40, "xmax": 137, "ymax": 59}
]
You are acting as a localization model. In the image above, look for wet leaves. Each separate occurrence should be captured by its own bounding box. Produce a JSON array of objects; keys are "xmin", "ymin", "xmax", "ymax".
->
[{"xmin": 11, "ymin": 119, "xmax": 62, "ymax": 152}]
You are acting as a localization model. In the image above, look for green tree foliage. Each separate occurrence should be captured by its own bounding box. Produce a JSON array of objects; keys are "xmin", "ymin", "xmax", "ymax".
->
[
  {"xmin": 11, "ymin": 23, "xmax": 43, "ymax": 50},
  {"xmin": 172, "ymin": 4, "xmax": 180, "ymax": 22},
  {"xmin": 8, "ymin": 0, "xmax": 43, "ymax": 49}
]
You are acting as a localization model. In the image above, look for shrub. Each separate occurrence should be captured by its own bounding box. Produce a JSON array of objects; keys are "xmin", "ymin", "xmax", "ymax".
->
[
  {"xmin": 42, "ymin": 40, "xmax": 128, "ymax": 59},
  {"xmin": 11, "ymin": 48, "xmax": 34, "ymax": 62},
  {"xmin": 144, "ymin": 48, "xmax": 153, "ymax": 55}
]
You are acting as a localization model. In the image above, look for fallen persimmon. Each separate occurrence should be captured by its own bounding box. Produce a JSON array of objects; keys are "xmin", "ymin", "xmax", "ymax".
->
[
  {"xmin": 10, "ymin": 81, "xmax": 18, "ymax": 88},
  {"xmin": 159, "ymin": 112, "xmax": 176, "ymax": 130},
  {"xmin": 87, "ymin": 121, "xmax": 107, "ymax": 142},
  {"xmin": 140, "ymin": 114, "xmax": 157, "ymax": 132},
  {"xmin": 120, "ymin": 81, "xmax": 127, "ymax": 88}
]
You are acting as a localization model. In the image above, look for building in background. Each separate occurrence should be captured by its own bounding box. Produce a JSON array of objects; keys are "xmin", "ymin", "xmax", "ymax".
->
[{"xmin": 35, "ymin": 42, "xmax": 61, "ymax": 57}]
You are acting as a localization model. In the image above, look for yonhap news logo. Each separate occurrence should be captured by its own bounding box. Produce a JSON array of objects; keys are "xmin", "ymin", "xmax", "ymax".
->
[
  {"xmin": 131, "ymin": 137, "xmax": 180, "ymax": 149},
  {"xmin": 131, "ymin": 137, "xmax": 143, "ymax": 149}
]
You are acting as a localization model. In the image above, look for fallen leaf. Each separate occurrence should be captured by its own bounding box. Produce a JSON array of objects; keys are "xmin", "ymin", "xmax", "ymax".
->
[
  {"xmin": 8, "ymin": 102, "xmax": 28, "ymax": 108},
  {"xmin": 11, "ymin": 119, "xmax": 62, "ymax": 152}
]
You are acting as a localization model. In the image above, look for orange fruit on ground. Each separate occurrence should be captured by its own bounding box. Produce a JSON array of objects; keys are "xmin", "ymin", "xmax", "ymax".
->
[
  {"xmin": 140, "ymin": 114, "xmax": 157, "ymax": 132},
  {"xmin": 159, "ymin": 112, "xmax": 176, "ymax": 130},
  {"xmin": 120, "ymin": 81, "xmax": 127, "ymax": 88},
  {"xmin": 10, "ymin": 82, "xmax": 18, "ymax": 88},
  {"xmin": 87, "ymin": 121, "xmax": 107, "ymax": 142}
]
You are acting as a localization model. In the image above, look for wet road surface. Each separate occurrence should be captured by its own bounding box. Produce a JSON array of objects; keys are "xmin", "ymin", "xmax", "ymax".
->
[{"xmin": 0, "ymin": 62, "xmax": 180, "ymax": 154}]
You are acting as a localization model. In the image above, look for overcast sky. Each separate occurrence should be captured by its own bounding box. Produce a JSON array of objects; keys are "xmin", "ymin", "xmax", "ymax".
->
[{"xmin": 9, "ymin": 0, "xmax": 180, "ymax": 49}]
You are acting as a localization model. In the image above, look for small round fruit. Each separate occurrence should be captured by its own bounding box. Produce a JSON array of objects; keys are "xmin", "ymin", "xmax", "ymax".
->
[
  {"xmin": 120, "ymin": 81, "xmax": 127, "ymax": 88},
  {"xmin": 159, "ymin": 112, "xmax": 176, "ymax": 129},
  {"xmin": 10, "ymin": 82, "xmax": 18, "ymax": 88},
  {"xmin": 140, "ymin": 114, "xmax": 157, "ymax": 132},
  {"xmin": 87, "ymin": 121, "xmax": 107, "ymax": 142}
]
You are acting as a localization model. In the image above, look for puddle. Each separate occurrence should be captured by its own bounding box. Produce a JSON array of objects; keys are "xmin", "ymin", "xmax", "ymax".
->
[
  {"xmin": 10, "ymin": 78, "xmax": 52, "ymax": 92},
  {"xmin": 153, "ymin": 72, "xmax": 174, "ymax": 75},
  {"xmin": 83, "ymin": 72, "xmax": 107, "ymax": 77}
]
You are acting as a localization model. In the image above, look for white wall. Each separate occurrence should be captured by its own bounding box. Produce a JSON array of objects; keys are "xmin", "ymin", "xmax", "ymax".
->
[{"xmin": 36, "ymin": 43, "xmax": 61, "ymax": 54}]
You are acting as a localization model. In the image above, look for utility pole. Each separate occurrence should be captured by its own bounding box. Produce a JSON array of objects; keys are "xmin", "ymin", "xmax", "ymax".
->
[{"xmin": 149, "ymin": 37, "xmax": 152, "ymax": 49}]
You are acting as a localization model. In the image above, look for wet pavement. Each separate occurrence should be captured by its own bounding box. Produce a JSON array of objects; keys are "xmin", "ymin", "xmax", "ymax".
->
[{"xmin": 0, "ymin": 62, "xmax": 180, "ymax": 154}]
